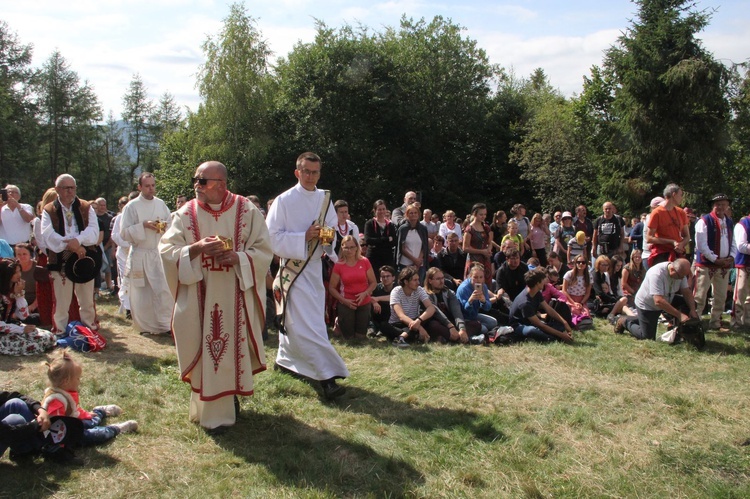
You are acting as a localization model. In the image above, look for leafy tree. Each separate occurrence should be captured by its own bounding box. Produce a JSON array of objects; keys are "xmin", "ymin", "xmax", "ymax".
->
[
  {"xmin": 513, "ymin": 97, "xmax": 594, "ymax": 213},
  {"xmin": 270, "ymin": 16, "xmax": 501, "ymax": 218},
  {"xmin": 600, "ymin": 0, "xmax": 731, "ymax": 209},
  {"xmin": 193, "ymin": 2, "xmax": 274, "ymax": 195}
]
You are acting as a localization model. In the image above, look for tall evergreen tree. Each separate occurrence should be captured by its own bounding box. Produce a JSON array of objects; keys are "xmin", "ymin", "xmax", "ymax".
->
[
  {"xmin": 602, "ymin": 0, "xmax": 731, "ymax": 207},
  {"xmin": 122, "ymin": 73, "xmax": 156, "ymax": 179}
]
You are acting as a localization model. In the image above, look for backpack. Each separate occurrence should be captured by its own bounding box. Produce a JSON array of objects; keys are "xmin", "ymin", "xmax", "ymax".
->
[{"xmin": 56, "ymin": 321, "xmax": 107, "ymax": 352}]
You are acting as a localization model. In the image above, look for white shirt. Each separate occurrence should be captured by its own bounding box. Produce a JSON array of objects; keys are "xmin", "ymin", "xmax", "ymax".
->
[
  {"xmin": 0, "ymin": 203, "xmax": 34, "ymax": 244},
  {"xmin": 40, "ymin": 201, "xmax": 99, "ymax": 253},
  {"xmin": 695, "ymin": 215, "xmax": 737, "ymax": 262},
  {"xmin": 735, "ymin": 220, "xmax": 750, "ymax": 256}
]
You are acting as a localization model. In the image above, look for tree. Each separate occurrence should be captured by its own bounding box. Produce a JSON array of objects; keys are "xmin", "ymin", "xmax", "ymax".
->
[
  {"xmin": 122, "ymin": 73, "xmax": 156, "ymax": 179},
  {"xmin": 270, "ymin": 15, "xmax": 501, "ymax": 217},
  {"xmin": 601, "ymin": 0, "xmax": 731, "ymax": 209},
  {"xmin": 34, "ymin": 50, "xmax": 102, "ymax": 190},
  {"xmin": 0, "ymin": 21, "xmax": 36, "ymax": 189},
  {"xmin": 151, "ymin": 91, "xmax": 182, "ymax": 144},
  {"xmin": 193, "ymin": 2, "xmax": 274, "ymax": 194}
]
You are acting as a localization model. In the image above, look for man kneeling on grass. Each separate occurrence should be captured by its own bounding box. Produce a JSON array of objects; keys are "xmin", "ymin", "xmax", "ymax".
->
[{"xmin": 509, "ymin": 267, "xmax": 574, "ymax": 343}]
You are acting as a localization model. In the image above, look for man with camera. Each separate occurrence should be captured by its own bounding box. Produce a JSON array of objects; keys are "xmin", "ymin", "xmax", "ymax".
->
[{"xmin": 0, "ymin": 185, "xmax": 35, "ymax": 245}]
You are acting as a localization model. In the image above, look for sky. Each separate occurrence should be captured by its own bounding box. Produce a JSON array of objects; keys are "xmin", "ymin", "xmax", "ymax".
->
[{"xmin": 3, "ymin": 0, "xmax": 749, "ymax": 119}]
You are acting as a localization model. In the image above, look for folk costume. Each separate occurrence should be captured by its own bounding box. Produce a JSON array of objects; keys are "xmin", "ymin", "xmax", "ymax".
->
[
  {"xmin": 40, "ymin": 198, "xmax": 99, "ymax": 332},
  {"xmin": 733, "ymin": 216, "xmax": 750, "ymax": 327},
  {"xmin": 694, "ymin": 209, "xmax": 736, "ymax": 329},
  {"xmin": 119, "ymin": 194, "xmax": 174, "ymax": 334},
  {"xmin": 266, "ymin": 183, "xmax": 350, "ymax": 382},
  {"xmin": 160, "ymin": 192, "xmax": 273, "ymax": 429}
]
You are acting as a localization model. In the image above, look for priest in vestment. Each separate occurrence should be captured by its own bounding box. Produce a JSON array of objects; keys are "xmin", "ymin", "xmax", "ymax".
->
[
  {"xmin": 119, "ymin": 173, "xmax": 174, "ymax": 335},
  {"xmin": 160, "ymin": 161, "xmax": 273, "ymax": 431},
  {"xmin": 266, "ymin": 152, "xmax": 349, "ymax": 399}
]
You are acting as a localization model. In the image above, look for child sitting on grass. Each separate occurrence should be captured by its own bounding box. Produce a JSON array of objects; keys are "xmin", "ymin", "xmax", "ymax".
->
[{"xmin": 42, "ymin": 349, "xmax": 137, "ymax": 448}]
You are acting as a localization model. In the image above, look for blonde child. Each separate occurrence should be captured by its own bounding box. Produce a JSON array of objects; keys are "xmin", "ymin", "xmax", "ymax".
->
[{"xmin": 42, "ymin": 349, "xmax": 137, "ymax": 446}]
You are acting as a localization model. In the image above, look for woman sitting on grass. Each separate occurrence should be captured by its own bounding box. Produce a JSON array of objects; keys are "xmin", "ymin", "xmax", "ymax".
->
[
  {"xmin": 328, "ymin": 235, "xmax": 377, "ymax": 340},
  {"xmin": 0, "ymin": 258, "xmax": 56, "ymax": 356},
  {"xmin": 590, "ymin": 255, "xmax": 629, "ymax": 321},
  {"xmin": 621, "ymin": 249, "xmax": 645, "ymax": 308},
  {"xmin": 389, "ymin": 266, "xmax": 450, "ymax": 346},
  {"xmin": 562, "ymin": 255, "xmax": 592, "ymax": 326}
]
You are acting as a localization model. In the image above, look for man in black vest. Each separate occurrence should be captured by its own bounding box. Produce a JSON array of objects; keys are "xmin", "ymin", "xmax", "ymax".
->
[
  {"xmin": 693, "ymin": 193, "xmax": 736, "ymax": 332},
  {"xmin": 40, "ymin": 174, "xmax": 100, "ymax": 332}
]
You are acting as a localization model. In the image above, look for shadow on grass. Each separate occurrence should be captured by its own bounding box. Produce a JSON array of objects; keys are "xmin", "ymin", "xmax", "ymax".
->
[
  {"xmin": 213, "ymin": 412, "xmax": 425, "ymax": 496},
  {"xmin": 0, "ymin": 446, "xmax": 119, "ymax": 498},
  {"xmin": 337, "ymin": 386, "xmax": 507, "ymax": 443}
]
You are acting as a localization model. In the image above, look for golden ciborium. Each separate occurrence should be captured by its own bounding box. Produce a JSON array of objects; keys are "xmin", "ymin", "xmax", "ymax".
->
[
  {"xmin": 154, "ymin": 219, "xmax": 167, "ymax": 233},
  {"xmin": 217, "ymin": 235, "xmax": 233, "ymax": 251},
  {"xmin": 319, "ymin": 226, "xmax": 335, "ymax": 245}
]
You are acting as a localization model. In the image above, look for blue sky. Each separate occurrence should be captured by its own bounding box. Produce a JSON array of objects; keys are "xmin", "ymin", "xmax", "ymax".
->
[{"xmin": 3, "ymin": 0, "xmax": 748, "ymax": 118}]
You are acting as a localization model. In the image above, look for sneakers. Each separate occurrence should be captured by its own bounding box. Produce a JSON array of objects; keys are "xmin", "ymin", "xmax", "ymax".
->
[
  {"xmin": 392, "ymin": 336, "xmax": 410, "ymax": 348},
  {"xmin": 112, "ymin": 420, "xmax": 138, "ymax": 434},
  {"xmin": 470, "ymin": 334, "xmax": 486, "ymax": 345},
  {"xmin": 93, "ymin": 405, "xmax": 122, "ymax": 417},
  {"xmin": 614, "ymin": 316, "xmax": 627, "ymax": 335}
]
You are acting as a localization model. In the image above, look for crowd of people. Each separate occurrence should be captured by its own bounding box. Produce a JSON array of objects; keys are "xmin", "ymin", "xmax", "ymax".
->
[{"xmin": 2, "ymin": 156, "xmax": 749, "ymax": 451}]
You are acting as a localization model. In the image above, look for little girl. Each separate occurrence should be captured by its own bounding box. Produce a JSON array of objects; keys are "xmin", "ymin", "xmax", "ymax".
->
[{"xmin": 42, "ymin": 349, "xmax": 137, "ymax": 446}]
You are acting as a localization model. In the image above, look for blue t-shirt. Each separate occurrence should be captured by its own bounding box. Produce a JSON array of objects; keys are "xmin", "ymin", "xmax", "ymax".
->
[{"xmin": 509, "ymin": 288, "xmax": 543, "ymax": 326}]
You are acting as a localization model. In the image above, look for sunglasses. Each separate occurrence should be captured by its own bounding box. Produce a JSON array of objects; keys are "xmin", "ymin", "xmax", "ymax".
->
[
  {"xmin": 575, "ymin": 261, "xmax": 586, "ymax": 265},
  {"xmin": 192, "ymin": 177, "xmax": 224, "ymax": 186}
]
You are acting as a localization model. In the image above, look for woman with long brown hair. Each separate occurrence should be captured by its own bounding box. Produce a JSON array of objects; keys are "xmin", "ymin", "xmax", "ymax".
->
[{"xmin": 363, "ymin": 199, "xmax": 396, "ymax": 280}]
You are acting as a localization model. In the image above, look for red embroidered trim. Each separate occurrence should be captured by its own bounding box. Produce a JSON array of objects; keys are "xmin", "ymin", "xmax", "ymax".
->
[{"xmin": 197, "ymin": 191, "xmax": 236, "ymax": 222}]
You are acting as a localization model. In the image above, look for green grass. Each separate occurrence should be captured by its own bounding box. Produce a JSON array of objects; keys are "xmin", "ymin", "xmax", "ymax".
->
[{"xmin": 2, "ymin": 300, "xmax": 750, "ymax": 498}]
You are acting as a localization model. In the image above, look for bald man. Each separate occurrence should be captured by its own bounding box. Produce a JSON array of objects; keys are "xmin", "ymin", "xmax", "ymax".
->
[
  {"xmin": 615, "ymin": 258, "xmax": 698, "ymax": 340},
  {"xmin": 160, "ymin": 161, "xmax": 273, "ymax": 432}
]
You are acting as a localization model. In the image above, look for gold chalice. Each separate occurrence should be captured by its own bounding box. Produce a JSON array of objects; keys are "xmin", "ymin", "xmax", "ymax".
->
[
  {"xmin": 154, "ymin": 219, "xmax": 167, "ymax": 233},
  {"xmin": 319, "ymin": 226, "xmax": 335, "ymax": 245}
]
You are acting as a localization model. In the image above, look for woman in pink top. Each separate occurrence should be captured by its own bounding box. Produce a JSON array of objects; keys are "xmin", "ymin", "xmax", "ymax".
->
[{"xmin": 329, "ymin": 235, "xmax": 377, "ymax": 339}]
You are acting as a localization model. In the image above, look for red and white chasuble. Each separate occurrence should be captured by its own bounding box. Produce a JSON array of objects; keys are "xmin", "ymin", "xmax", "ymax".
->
[{"xmin": 160, "ymin": 192, "xmax": 273, "ymax": 429}]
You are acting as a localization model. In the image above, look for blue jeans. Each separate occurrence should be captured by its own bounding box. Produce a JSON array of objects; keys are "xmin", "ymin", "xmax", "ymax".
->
[
  {"xmin": 81, "ymin": 408, "xmax": 119, "ymax": 445},
  {"xmin": 477, "ymin": 313, "xmax": 498, "ymax": 334},
  {"xmin": 0, "ymin": 398, "xmax": 39, "ymax": 456},
  {"xmin": 513, "ymin": 323, "xmax": 559, "ymax": 342}
]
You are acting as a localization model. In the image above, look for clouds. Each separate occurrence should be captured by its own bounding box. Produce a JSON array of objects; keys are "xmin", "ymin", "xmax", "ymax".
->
[{"xmin": 2, "ymin": 0, "xmax": 747, "ymax": 117}]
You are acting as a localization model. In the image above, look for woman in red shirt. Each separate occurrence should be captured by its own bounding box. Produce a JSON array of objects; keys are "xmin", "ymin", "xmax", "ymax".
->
[{"xmin": 329, "ymin": 235, "xmax": 377, "ymax": 339}]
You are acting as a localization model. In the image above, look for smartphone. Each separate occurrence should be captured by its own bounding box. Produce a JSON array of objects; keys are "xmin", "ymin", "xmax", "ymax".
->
[
  {"xmin": 0, "ymin": 189, "xmax": 7, "ymax": 202},
  {"xmin": 474, "ymin": 283, "xmax": 482, "ymax": 292}
]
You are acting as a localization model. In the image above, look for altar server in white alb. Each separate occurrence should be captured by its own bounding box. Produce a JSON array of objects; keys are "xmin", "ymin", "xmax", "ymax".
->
[
  {"xmin": 160, "ymin": 161, "xmax": 273, "ymax": 432},
  {"xmin": 266, "ymin": 152, "xmax": 349, "ymax": 400},
  {"xmin": 119, "ymin": 173, "xmax": 174, "ymax": 335}
]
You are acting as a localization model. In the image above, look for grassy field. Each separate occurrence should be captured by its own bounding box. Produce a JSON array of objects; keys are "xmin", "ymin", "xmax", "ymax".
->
[{"xmin": 2, "ymin": 297, "xmax": 750, "ymax": 498}]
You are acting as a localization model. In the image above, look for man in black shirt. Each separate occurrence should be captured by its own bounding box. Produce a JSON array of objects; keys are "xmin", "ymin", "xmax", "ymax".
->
[{"xmin": 509, "ymin": 267, "xmax": 573, "ymax": 343}]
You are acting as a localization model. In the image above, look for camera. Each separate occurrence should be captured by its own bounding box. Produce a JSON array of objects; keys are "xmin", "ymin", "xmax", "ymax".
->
[{"xmin": 0, "ymin": 189, "xmax": 7, "ymax": 202}]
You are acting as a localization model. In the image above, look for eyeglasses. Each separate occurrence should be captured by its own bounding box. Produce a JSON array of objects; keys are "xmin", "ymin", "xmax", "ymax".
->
[
  {"xmin": 58, "ymin": 186, "xmax": 76, "ymax": 191},
  {"xmin": 298, "ymin": 168, "xmax": 320, "ymax": 177},
  {"xmin": 192, "ymin": 177, "xmax": 224, "ymax": 185}
]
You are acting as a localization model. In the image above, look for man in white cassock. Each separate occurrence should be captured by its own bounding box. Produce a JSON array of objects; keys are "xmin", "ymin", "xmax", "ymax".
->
[
  {"xmin": 119, "ymin": 173, "xmax": 174, "ymax": 335},
  {"xmin": 160, "ymin": 161, "xmax": 273, "ymax": 432},
  {"xmin": 266, "ymin": 152, "xmax": 349, "ymax": 399}
]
